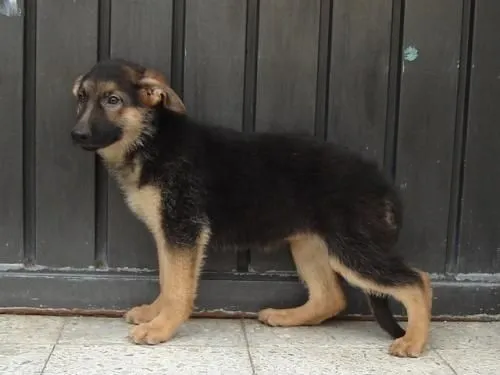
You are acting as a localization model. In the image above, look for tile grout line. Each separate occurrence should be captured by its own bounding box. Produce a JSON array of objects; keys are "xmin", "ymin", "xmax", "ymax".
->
[
  {"xmin": 40, "ymin": 317, "xmax": 66, "ymax": 374},
  {"xmin": 240, "ymin": 319, "xmax": 257, "ymax": 375},
  {"xmin": 434, "ymin": 349, "xmax": 459, "ymax": 375},
  {"xmin": 39, "ymin": 344, "xmax": 56, "ymax": 375}
]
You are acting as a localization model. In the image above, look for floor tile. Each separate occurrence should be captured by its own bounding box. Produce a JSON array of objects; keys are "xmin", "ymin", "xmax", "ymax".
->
[
  {"xmin": 0, "ymin": 315, "xmax": 64, "ymax": 344},
  {"xmin": 42, "ymin": 345, "xmax": 253, "ymax": 375},
  {"xmin": 437, "ymin": 349, "xmax": 500, "ymax": 375},
  {"xmin": 59, "ymin": 317, "xmax": 246, "ymax": 347},
  {"xmin": 429, "ymin": 322, "xmax": 500, "ymax": 350},
  {"xmin": 2, "ymin": 314, "xmax": 497, "ymax": 375},
  {"xmin": 58, "ymin": 317, "xmax": 130, "ymax": 345},
  {"xmin": 168, "ymin": 318, "xmax": 246, "ymax": 347},
  {"xmin": 326, "ymin": 320, "xmax": 397, "ymax": 348},
  {"xmin": 250, "ymin": 346, "xmax": 454, "ymax": 375},
  {"xmin": 244, "ymin": 319, "xmax": 336, "ymax": 347},
  {"xmin": 0, "ymin": 343, "xmax": 53, "ymax": 375}
]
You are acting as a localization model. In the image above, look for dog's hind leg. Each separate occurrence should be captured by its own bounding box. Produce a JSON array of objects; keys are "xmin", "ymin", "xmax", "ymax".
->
[
  {"xmin": 328, "ymin": 250, "xmax": 432, "ymax": 358},
  {"xmin": 258, "ymin": 234, "xmax": 346, "ymax": 327}
]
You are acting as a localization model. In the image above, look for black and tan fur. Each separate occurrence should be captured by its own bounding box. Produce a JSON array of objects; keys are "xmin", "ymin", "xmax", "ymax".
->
[{"xmin": 70, "ymin": 59, "xmax": 432, "ymax": 357}]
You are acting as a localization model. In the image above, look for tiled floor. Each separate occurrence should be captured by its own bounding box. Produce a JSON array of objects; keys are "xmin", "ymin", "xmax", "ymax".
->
[{"xmin": 0, "ymin": 314, "xmax": 498, "ymax": 374}]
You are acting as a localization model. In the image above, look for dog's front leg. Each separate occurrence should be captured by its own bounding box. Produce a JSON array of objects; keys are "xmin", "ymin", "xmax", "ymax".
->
[
  {"xmin": 124, "ymin": 235, "xmax": 170, "ymax": 325},
  {"xmin": 129, "ymin": 229, "xmax": 208, "ymax": 345}
]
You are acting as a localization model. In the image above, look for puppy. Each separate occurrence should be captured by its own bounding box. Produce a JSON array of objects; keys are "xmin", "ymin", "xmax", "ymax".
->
[{"xmin": 70, "ymin": 59, "xmax": 432, "ymax": 357}]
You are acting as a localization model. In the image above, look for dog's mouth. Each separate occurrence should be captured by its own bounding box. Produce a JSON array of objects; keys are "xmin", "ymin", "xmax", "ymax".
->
[
  {"xmin": 72, "ymin": 137, "xmax": 118, "ymax": 151},
  {"xmin": 71, "ymin": 139, "xmax": 102, "ymax": 151},
  {"xmin": 71, "ymin": 127, "xmax": 122, "ymax": 151},
  {"xmin": 80, "ymin": 144, "xmax": 101, "ymax": 151}
]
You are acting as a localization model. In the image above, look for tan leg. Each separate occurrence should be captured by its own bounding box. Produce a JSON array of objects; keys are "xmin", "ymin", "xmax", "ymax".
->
[
  {"xmin": 329, "ymin": 256, "xmax": 432, "ymax": 358},
  {"xmin": 258, "ymin": 234, "xmax": 346, "ymax": 327},
  {"xmin": 389, "ymin": 271, "xmax": 432, "ymax": 357},
  {"xmin": 124, "ymin": 234, "xmax": 170, "ymax": 325},
  {"xmin": 129, "ymin": 229, "xmax": 208, "ymax": 345}
]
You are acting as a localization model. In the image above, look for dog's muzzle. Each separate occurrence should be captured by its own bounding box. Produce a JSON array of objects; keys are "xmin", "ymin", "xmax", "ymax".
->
[
  {"xmin": 71, "ymin": 128, "xmax": 91, "ymax": 144},
  {"xmin": 71, "ymin": 126, "xmax": 100, "ymax": 151}
]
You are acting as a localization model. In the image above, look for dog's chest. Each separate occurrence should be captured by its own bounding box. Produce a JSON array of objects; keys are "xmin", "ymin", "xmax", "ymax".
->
[
  {"xmin": 124, "ymin": 186, "xmax": 162, "ymax": 234},
  {"xmin": 112, "ymin": 163, "xmax": 163, "ymax": 235}
]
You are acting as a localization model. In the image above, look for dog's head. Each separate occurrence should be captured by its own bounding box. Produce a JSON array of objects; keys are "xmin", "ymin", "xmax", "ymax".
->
[{"xmin": 70, "ymin": 59, "xmax": 185, "ymax": 153}]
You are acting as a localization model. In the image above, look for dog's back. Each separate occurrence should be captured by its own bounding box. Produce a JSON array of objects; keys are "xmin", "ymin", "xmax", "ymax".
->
[{"xmin": 136, "ymin": 109, "xmax": 400, "ymax": 253}]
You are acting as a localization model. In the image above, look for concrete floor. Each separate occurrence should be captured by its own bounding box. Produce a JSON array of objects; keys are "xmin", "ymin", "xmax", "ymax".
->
[{"xmin": 0, "ymin": 314, "xmax": 498, "ymax": 374}]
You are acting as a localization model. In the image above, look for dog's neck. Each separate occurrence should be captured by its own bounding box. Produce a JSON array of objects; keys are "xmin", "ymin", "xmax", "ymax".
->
[
  {"xmin": 97, "ymin": 123, "xmax": 157, "ymax": 187},
  {"xmin": 102, "ymin": 154, "xmax": 143, "ymax": 192},
  {"xmin": 98, "ymin": 109, "xmax": 187, "ymax": 190},
  {"xmin": 98, "ymin": 140, "xmax": 149, "ymax": 190}
]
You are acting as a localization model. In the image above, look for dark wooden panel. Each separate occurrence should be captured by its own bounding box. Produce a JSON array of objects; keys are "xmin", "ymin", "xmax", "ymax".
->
[
  {"xmin": 328, "ymin": 0, "xmax": 393, "ymax": 164},
  {"xmin": 394, "ymin": 0, "xmax": 462, "ymax": 272},
  {"xmin": 458, "ymin": 0, "xmax": 500, "ymax": 273},
  {"xmin": 0, "ymin": 12, "xmax": 23, "ymax": 263},
  {"xmin": 35, "ymin": 0, "xmax": 97, "ymax": 267},
  {"xmin": 184, "ymin": 0, "xmax": 246, "ymax": 272},
  {"xmin": 109, "ymin": 0, "xmax": 172, "ymax": 73},
  {"xmin": 251, "ymin": 0, "xmax": 321, "ymax": 272},
  {"xmin": 107, "ymin": 0, "xmax": 173, "ymax": 268},
  {"xmin": 254, "ymin": 0, "xmax": 320, "ymax": 134},
  {"xmin": 184, "ymin": 0, "xmax": 245, "ymax": 128}
]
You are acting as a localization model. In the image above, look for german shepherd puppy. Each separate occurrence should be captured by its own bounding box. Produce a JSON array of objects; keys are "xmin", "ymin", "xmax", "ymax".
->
[{"xmin": 70, "ymin": 59, "xmax": 432, "ymax": 357}]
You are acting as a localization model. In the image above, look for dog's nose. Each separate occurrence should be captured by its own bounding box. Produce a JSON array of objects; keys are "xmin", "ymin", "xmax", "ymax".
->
[{"xmin": 71, "ymin": 129, "xmax": 91, "ymax": 143}]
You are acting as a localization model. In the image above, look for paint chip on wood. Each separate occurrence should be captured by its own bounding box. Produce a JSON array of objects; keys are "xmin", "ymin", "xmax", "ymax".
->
[{"xmin": 403, "ymin": 46, "xmax": 419, "ymax": 62}]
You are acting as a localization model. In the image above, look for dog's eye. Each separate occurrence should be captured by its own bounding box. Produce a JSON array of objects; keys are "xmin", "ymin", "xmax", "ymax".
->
[
  {"xmin": 106, "ymin": 95, "xmax": 122, "ymax": 105},
  {"xmin": 77, "ymin": 91, "xmax": 87, "ymax": 102}
]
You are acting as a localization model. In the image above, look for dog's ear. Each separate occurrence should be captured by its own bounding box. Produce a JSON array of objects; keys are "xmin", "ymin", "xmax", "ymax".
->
[
  {"xmin": 72, "ymin": 75, "xmax": 83, "ymax": 96},
  {"xmin": 138, "ymin": 70, "xmax": 186, "ymax": 114}
]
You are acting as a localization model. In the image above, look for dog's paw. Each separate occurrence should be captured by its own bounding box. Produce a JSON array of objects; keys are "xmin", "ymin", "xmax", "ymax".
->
[
  {"xmin": 129, "ymin": 322, "xmax": 172, "ymax": 345},
  {"xmin": 258, "ymin": 306, "xmax": 333, "ymax": 327},
  {"xmin": 124, "ymin": 304, "xmax": 157, "ymax": 325},
  {"xmin": 258, "ymin": 308, "xmax": 294, "ymax": 327},
  {"xmin": 389, "ymin": 336, "xmax": 426, "ymax": 358}
]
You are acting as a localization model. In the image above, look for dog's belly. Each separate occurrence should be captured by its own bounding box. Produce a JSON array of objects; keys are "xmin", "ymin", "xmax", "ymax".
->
[{"xmin": 208, "ymin": 212, "xmax": 304, "ymax": 251}]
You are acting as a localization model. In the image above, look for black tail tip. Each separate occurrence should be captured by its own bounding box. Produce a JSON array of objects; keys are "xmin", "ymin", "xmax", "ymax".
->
[{"xmin": 368, "ymin": 295, "xmax": 405, "ymax": 339}]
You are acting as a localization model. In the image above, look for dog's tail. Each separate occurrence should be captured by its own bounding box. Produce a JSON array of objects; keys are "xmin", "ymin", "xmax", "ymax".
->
[{"xmin": 367, "ymin": 295, "xmax": 405, "ymax": 339}]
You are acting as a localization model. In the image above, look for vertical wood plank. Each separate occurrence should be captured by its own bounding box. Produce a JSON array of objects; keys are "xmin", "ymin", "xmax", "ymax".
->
[
  {"xmin": 327, "ymin": 0, "xmax": 396, "ymax": 314},
  {"xmin": 328, "ymin": 0, "xmax": 393, "ymax": 164},
  {"xmin": 35, "ymin": 0, "xmax": 98, "ymax": 267},
  {"xmin": 0, "ymin": 10, "xmax": 24, "ymax": 263},
  {"xmin": 327, "ymin": 10, "xmax": 400, "ymax": 312},
  {"xmin": 184, "ymin": 0, "xmax": 245, "ymax": 129},
  {"xmin": 23, "ymin": 0, "xmax": 37, "ymax": 265},
  {"xmin": 94, "ymin": 0, "xmax": 112, "ymax": 270},
  {"xmin": 250, "ymin": 0, "xmax": 321, "ymax": 273},
  {"xmin": 313, "ymin": 0, "xmax": 332, "ymax": 140},
  {"xmin": 184, "ymin": 0, "xmax": 246, "ymax": 272},
  {"xmin": 458, "ymin": 0, "xmax": 500, "ymax": 273},
  {"xmin": 254, "ymin": 0, "xmax": 320, "ymax": 134},
  {"xmin": 107, "ymin": 0, "xmax": 173, "ymax": 268},
  {"xmin": 384, "ymin": 0, "xmax": 404, "ymax": 178},
  {"xmin": 444, "ymin": 0, "xmax": 473, "ymax": 274},
  {"xmin": 237, "ymin": 0, "xmax": 259, "ymax": 272},
  {"xmin": 394, "ymin": 0, "xmax": 462, "ymax": 272}
]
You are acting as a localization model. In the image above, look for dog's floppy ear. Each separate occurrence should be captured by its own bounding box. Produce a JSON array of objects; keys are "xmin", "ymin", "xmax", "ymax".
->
[
  {"xmin": 138, "ymin": 70, "xmax": 186, "ymax": 114},
  {"xmin": 72, "ymin": 75, "xmax": 83, "ymax": 96}
]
